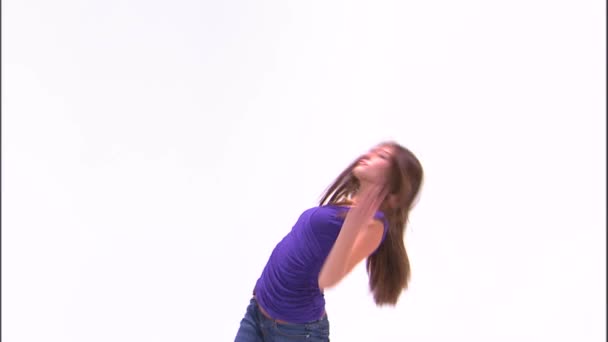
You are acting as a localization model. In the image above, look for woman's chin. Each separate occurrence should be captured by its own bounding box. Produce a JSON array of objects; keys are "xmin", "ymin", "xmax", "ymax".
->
[
  {"xmin": 352, "ymin": 170, "xmax": 366, "ymax": 181},
  {"xmin": 353, "ymin": 173, "xmax": 372, "ymax": 184}
]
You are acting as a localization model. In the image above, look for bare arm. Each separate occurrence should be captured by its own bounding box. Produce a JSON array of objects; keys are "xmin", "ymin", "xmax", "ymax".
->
[{"xmin": 318, "ymin": 185, "xmax": 386, "ymax": 289}]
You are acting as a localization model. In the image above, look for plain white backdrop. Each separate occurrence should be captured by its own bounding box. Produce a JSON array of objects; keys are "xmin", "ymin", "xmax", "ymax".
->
[{"xmin": 2, "ymin": 0, "xmax": 605, "ymax": 341}]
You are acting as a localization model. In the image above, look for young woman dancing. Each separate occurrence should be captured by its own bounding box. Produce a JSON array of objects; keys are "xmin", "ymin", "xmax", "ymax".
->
[{"xmin": 234, "ymin": 141, "xmax": 424, "ymax": 341}]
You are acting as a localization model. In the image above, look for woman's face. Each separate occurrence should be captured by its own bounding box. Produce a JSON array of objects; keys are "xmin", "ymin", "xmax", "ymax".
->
[{"xmin": 353, "ymin": 145, "xmax": 394, "ymax": 185}]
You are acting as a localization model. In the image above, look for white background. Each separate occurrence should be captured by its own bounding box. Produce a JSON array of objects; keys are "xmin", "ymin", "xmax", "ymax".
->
[{"xmin": 2, "ymin": 0, "xmax": 605, "ymax": 341}]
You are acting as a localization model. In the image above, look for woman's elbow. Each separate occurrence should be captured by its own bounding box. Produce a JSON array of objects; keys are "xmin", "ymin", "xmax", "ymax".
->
[
  {"xmin": 318, "ymin": 279, "xmax": 332, "ymax": 290},
  {"xmin": 318, "ymin": 273, "xmax": 340, "ymax": 290}
]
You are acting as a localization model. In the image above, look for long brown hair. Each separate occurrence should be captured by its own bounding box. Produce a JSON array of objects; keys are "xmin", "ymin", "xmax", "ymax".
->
[{"xmin": 319, "ymin": 141, "xmax": 424, "ymax": 305}]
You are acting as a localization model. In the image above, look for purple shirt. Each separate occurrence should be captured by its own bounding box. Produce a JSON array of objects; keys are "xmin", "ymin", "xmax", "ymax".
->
[{"xmin": 253, "ymin": 204, "xmax": 388, "ymax": 323}]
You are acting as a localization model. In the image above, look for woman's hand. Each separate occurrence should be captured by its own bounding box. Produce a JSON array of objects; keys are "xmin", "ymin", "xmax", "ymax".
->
[{"xmin": 348, "ymin": 183, "xmax": 389, "ymax": 224}]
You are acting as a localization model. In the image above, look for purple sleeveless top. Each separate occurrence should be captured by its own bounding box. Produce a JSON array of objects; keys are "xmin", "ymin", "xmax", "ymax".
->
[{"xmin": 253, "ymin": 204, "xmax": 389, "ymax": 323}]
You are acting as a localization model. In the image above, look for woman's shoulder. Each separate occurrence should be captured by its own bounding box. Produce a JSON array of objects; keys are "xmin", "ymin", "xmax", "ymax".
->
[
  {"xmin": 308, "ymin": 203, "xmax": 350, "ymax": 225},
  {"xmin": 319, "ymin": 201, "xmax": 388, "ymax": 225}
]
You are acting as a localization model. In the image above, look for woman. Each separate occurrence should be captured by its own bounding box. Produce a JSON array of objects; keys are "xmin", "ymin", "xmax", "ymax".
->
[{"xmin": 234, "ymin": 141, "xmax": 424, "ymax": 341}]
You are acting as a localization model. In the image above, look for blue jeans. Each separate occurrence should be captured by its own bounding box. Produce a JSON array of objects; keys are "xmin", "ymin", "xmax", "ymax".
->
[{"xmin": 234, "ymin": 297, "xmax": 330, "ymax": 341}]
